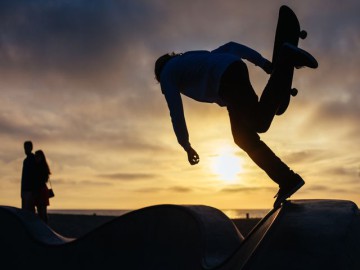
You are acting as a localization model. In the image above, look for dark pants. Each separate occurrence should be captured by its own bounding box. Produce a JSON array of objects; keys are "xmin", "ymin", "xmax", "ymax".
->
[
  {"xmin": 21, "ymin": 190, "xmax": 35, "ymax": 213},
  {"xmin": 219, "ymin": 60, "xmax": 294, "ymax": 187}
]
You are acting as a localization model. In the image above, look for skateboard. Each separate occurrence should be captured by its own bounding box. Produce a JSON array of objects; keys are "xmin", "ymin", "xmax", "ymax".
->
[{"xmin": 272, "ymin": 5, "xmax": 307, "ymax": 115}]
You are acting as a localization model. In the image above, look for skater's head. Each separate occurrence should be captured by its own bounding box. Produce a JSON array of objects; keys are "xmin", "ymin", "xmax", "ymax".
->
[{"xmin": 154, "ymin": 52, "xmax": 181, "ymax": 82}]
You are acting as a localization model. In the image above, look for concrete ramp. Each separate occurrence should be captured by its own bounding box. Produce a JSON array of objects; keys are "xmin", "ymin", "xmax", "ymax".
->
[
  {"xmin": 0, "ymin": 204, "xmax": 243, "ymax": 270},
  {"xmin": 221, "ymin": 199, "xmax": 360, "ymax": 270},
  {"xmin": 1, "ymin": 200, "xmax": 360, "ymax": 270}
]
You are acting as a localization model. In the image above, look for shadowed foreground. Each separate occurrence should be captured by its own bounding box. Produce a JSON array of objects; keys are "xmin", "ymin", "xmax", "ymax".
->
[{"xmin": 0, "ymin": 199, "xmax": 359, "ymax": 270}]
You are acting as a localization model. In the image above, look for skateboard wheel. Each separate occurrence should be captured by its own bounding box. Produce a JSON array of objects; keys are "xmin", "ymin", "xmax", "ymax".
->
[
  {"xmin": 300, "ymin": 30, "xmax": 307, "ymax": 39},
  {"xmin": 291, "ymin": 88, "xmax": 298, "ymax": 96}
]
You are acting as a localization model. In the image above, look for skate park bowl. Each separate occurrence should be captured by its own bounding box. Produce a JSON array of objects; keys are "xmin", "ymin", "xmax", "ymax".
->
[{"xmin": 0, "ymin": 199, "xmax": 359, "ymax": 270}]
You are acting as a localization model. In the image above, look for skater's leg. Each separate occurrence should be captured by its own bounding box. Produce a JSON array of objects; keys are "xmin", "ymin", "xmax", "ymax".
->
[
  {"xmin": 225, "ymin": 102, "xmax": 296, "ymax": 187},
  {"xmin": 256, "ymin": 53, "xmax": 294, "ymax": 133},
  {"xmin": 219, "ymin": 61, "xmax": 260, "ymax": 131},
  {"xmin": 219, "ymin": 61, "xmax": 305, "ymax": 206},
  {"xmin": 219, "ymin": 63, "xmax": 297, "ymax": 186},
  {"xmin": 218, "ymin": 59, "xmax": 291, "ymax": 134},
  {"xmin": 226, "ymin": 103, "xmax": 305, "ymax": 207},
  {"xmin": 256, "ymin": 44, "xmax": 319, "ymax": 133}
]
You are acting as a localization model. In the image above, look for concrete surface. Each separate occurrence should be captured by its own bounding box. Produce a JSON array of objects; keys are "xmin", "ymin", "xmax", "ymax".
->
[
  {"xmin": 0, "ymin": 204, "xmax": 242, "ymax": 270},
  {"xmin": 221, "ymin": 199, "xmax": 360, "ymax": 270},
  {"xmin": 1, "ymin": 199, "xmax": 359, "ymax": 270}
]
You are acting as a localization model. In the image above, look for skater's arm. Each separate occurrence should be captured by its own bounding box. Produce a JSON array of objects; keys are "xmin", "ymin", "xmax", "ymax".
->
[
  {"xmin": 162, "ymin": 88, "xmax": 200, "ymax": 165},
  {"xmin": 186, "ymin": 146, "xmax": 199, "ymax": 165},
  {"xmin": 212, "ymin": 42, "xmax": 272, "ymax": 73},
  {"xmin": 163, "ymin": 90, "xmax": 200, "ymax": 165},
  {"xmin": 162, "ymin": 85, "xmax": 192, "ymax": 153}
]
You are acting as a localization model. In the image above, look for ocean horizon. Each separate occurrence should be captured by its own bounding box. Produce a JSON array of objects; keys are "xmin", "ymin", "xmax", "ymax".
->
[{"xmin": 48, "ymin": 208, "xmax": 271, "ymax": 219}]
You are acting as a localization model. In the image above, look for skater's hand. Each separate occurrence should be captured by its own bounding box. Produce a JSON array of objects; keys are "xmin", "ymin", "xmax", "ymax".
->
[
  {"xmin": 187, "ymin": 147, "xmax": 200, "ymax": 165},
  {"xmin": 262, "ymin": 59, "xmax": 273, "ymax": 74}
]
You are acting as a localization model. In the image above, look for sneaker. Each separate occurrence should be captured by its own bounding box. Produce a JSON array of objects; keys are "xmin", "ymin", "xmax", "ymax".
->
[
  {"xmin": 273, "ymin": 174, "xmax": 305, "ymax": 208},
  {"xmin": 282, "ymin": 43, "xmax": 318, "ymax": 69}
]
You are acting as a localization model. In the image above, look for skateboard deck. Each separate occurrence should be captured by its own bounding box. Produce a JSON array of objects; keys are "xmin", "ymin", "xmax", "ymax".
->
[{"xmin": 272, "ymin": 5, "xmax": 307, "ymax": 115}]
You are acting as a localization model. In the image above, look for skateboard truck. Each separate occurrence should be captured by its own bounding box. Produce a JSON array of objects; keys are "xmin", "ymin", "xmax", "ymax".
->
[{"xmin": 290, "ymin": 31, "xmax": 305, "ymax": 97}]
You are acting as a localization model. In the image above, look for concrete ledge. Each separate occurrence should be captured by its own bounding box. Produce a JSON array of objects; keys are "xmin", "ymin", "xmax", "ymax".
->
[
  {"xmin": 0, "ymin": 204, "xmax": 242, "ymax": 270},
  {"xmin": 222, "ymin": 199, "xmax": 360, "ymax": 270},
  {"xmin": 1, "ymin": 199, "xmax": 359, "ymax": 270}
]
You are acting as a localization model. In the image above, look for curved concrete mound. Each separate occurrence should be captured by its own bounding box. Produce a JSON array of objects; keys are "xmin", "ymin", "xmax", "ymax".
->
[
  {"xmin": 0, "ymin": 204, "xmax": 243, "ymax": 270},
  {"xmin": 222, "ymin": 199, "xmax": 360, "ymax": 270},
  {"xmin": 1, "ymin": 199, "xmax": 359, "ymax": 270}
]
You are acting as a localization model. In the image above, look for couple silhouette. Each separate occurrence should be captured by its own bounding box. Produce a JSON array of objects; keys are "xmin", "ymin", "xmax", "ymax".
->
[{"xmin": 21, "ymin": 141, "xmax": 52, "ymax": 223}]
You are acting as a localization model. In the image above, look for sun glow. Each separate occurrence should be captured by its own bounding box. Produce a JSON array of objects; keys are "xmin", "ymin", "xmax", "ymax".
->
[{"xmin": 211, "ymin": 147, "xmax": 243, "ymax": 183}]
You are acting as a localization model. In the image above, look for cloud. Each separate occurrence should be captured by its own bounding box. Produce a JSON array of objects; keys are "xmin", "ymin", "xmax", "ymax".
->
[
  {"xmin": 1, "ymin": 0, "xmax": 360, "ymax": 208},
  {"xmin": 98, "ymin": 173, "xmax": 157, "ymax": 181},
  {"xmin": 134, "ymin": 185, "xmax": 193, "ymax": 194},
  {"xmin": 302, "ymin": 184, "xmax": 353, "ymax": 195},
  {"xmin": 311, "ymin": 101, "xmax": 360, "ymax": 136},
  {"xmin": 167, "ymin": 186, "xmax": 192, "ymax": 193},
  {"xmin": 50, "ymin": 178, "xmax": 112, "ymax": 186},
  {"xmin": 283, "ymin": 150, "xmax": 326, "ymax": 164},
  {"xmin": 77, "ymin": 179, "xmax": 113, "ymax": 186},
  {"xmin": 0, "ymin": 0, "xmax": 164, "ymax": 94},
  {"xmin": 221, "ymin": 185, "xmax": 276, "ymax": 194}
]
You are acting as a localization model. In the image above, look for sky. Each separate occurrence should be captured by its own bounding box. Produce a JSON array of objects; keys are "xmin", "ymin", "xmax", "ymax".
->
[{"xmin": 0, "ymin": 0, "xmax": 359, "ymax": 211}]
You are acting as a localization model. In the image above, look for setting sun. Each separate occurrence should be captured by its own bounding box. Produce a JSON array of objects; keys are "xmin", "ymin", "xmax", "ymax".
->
[{"xmin": 211, "ymin": 147, "xmax": 243, "ymax": 183}]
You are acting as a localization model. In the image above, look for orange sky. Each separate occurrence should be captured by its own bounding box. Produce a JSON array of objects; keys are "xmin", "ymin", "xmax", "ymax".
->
[{"xmin": 0, "ymin": 0, "xmax": 359, "ymax": 211}]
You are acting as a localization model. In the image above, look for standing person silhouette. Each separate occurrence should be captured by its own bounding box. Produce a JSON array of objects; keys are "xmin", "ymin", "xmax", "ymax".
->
[
  {"xmin": 21, "ymin": 141, "xmax": 36, "ymax": 212},
  {"xmin": 155, "ymin": 42, "xmax": 317, "ymax": 208},
  {"xmin": 34, "ymin": 150, "xmax": 51, "ymax": 223}
]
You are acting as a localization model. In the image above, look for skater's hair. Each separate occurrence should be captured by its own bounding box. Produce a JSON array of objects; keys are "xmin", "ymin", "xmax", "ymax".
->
[{"xmin": 154, "ymin": 52, "xmax": 181, "ymax": 82}]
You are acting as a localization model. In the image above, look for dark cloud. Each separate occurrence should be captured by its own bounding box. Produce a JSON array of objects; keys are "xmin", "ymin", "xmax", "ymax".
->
[
  {"xmin": 0, "ymin": 0, "xmax": 285, "ymax": 88},
  {"xmin": 98, "ymin": 172, "xmax": 157, "ymax": 181},
  {"xmin": 0, "ymin": 1, "xmax": 109, "ymax": 70},
  {"xmin": 77, "ymin": 179, "xmax": 112, "ymax": 186},
  {"xmin": 302, "ymin": 97, "xmax": 360, "ymax": 141},
  {"xmin": 135, "ymin": 187, "xmax": 163, "ymax": 193},
  {"xmin": 221, "ymin": 185, "xmax": 276, "ymax": 193},
  {"xmin": 303, "ymin": 1, "xmax": 360, "ymax": 52},
  {"xmin": 303, "ymin": 184, "xmax": 353, "ymax": 194},
  {"xmin": 0, "ymin": 113, "xmax": 31, "ymax": 137},
  {"xmin": 317, "ymin": 99, "xmax": 360, "ymax": 125},
  {"xmin": 304, "ymin": 184, "xmax": 330, "ymax": 192},
  {"xmin": 51, "ymin": 178, "xmax": 112, "ymax": 186},
  {"xmin": 283, "ymin": 150, "xmax": 326, "ymax": 164},
  {"xmin": 0, "ymin": 0, "xmax": 163, "ymax": 92},
  {"xmin": 167, "ymin": 186, "xmax": 192, "ymax": 193},
  {"xmin": 326, "ymin": 167, "xmax": 357, "ymax": 177},
  {"xmin": 133, "ymin": 185, "xmax": 194, "ymax": 194}
]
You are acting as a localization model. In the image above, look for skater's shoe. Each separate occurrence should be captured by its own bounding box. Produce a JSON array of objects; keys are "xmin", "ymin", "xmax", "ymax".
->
[
  {"xmin": 273, "ymin": 174, "xmax": 305, "ymax": 208},
  {"xmin": 282, "ymin": 43, "xmax": 318, "ymax": 69}
]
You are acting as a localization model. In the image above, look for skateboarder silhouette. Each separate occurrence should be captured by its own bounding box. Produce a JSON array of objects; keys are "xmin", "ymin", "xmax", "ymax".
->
[{"xmin": 155, "ymin": 40, "xmax": 317, "ymax": 207}]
